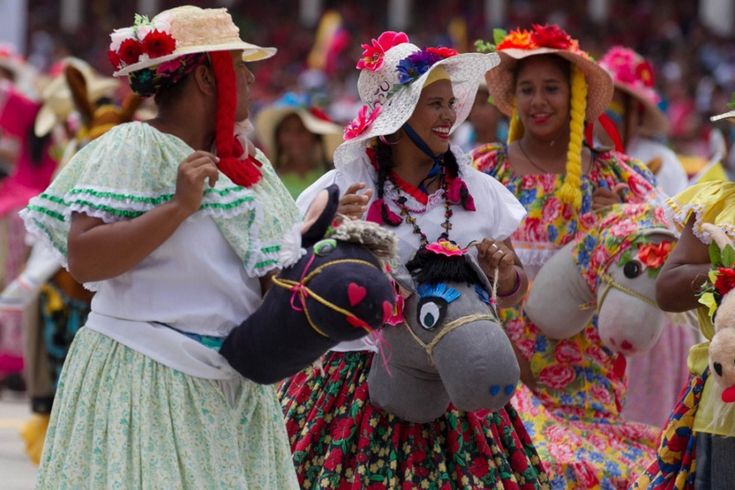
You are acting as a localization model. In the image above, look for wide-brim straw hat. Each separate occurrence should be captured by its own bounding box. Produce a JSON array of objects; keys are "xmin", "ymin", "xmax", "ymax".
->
[
  {"xmin": 334, "ymin": 39, "xmax": 499, "ymax": 165},
  {"xmin": 34, "ymin": 57, "xmax": 121, "ymax": 137},
  {"xmin": 484, "ymin": 27, "xmax": 613, "ymax": 121},
  {"xmin": 598, "ymin": 46, "xmax": 668, "ymax": 136},
  {"xmin": 255, "ymin": 105, "xmax": 343, "ymax": 162},
  {"xmin": 110, "ymin": 5, "xmax": 276, "ymax": 77}
]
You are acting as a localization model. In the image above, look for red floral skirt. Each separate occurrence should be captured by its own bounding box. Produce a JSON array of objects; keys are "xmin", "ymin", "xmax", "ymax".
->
[{"xmin": 280, "ymin": 351, "xmax": 549, "ymax": 489}]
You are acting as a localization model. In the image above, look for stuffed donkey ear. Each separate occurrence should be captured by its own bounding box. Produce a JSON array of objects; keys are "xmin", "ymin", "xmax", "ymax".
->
[
  {"xmin": 525, "ymin": 240, "xmax": 595, "ymax": 339},
  {"xmin": 390, "ymin": 261, "xmax": 416, "ymax": 296},
  {"xmin": 64, "ymin": 65, "xmax": 94, "ymax": 127},
  {"xmin": 301, "ymin": 184, "xmax": 340, "ymax": 248},
  {"xmin": 119, "ymin": 93, "xmax": 142, "ymax": 122}
]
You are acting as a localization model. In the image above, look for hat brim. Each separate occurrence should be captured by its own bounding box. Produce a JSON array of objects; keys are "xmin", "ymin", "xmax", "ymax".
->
[
  {"xmin": 334, "ymin": 52, "xmax": 500, "ymax": 165},
  {"xmin": 255, "ymin": 106, "xmax": 343, "ymax": 162},
  {"xmin": 711, "ymin": 110, "xmax": 735, "ymax": 123},
  {"xmin": 485, "ymin": 48, "xmax": 614, "ymax": 121},
  {"xmin": 113, "ymin": 42, "xmax": 276, "ymax": 77},
  {"xmin": 35, "ymin": 78, "xmax": 120, "ymax": 136},
  {"xmin": 613, "ymin": 82, "xmax": 669, "ymax": 136}
]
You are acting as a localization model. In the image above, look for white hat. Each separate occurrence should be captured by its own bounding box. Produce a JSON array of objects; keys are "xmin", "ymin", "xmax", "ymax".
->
[
  {"xmin": 334, "ymin": 31, "xmax": 499, "ymax": 165},
  {"xmin": 108, "ymin": 6, "xmax": 276, "ymax": 77}
]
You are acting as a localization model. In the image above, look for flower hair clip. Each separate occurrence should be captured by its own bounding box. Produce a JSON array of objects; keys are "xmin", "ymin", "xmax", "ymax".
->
[{"xmin": 108, "ymin": 13, "xmax": 176, "ymax": 71}]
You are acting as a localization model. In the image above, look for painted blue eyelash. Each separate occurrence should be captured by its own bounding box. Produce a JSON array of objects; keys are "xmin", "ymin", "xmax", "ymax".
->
[
  {"xmin": 474, "ymin": 284, "xmax": 491, "ymax": 305},
  {"xmin": 417, "ymin": 283, "xmax": 461, "ymax": 304}
]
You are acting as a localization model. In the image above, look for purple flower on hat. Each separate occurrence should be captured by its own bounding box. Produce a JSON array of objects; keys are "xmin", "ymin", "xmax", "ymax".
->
[{"xmin": 395, "ymin": 47, "xmax": 458, "ymax": 86}]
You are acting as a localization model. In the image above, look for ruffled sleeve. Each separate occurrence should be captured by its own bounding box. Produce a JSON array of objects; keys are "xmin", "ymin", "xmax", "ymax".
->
[
  {"xmin": 667, "ymin": 180, "xmax": 735, "ymax": 244},
  {"xmin": 21, "ymin": 121, "xmax": 299, "ymax": 277},
  {"xmin": 463, "ymin": 165, "xmax": 526, "ymax": 241}
]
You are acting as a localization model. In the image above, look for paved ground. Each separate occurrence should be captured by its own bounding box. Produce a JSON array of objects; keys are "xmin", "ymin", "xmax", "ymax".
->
[{"xmin": 0, "ymin": 392, "xmax": 37, "ymax": 489}]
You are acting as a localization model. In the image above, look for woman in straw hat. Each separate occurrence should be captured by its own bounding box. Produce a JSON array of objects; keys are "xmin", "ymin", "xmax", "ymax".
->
[
  {"xmin": 472, "ymin": 25, "xmax": 661, "ymax": 487},
  {"xmin": 282, "ymin": 31, "xmax": 549, "ymax": 488},
  {"xmin": 597, "ymin": 46, "xmax": 689, "ymax": 197},
  {"xmin": 633, "ymin": 111, "xmax": 735, "ymax": 489},
  {"xmin": 598, "ymin": 46, "xmax": 698, "ymax": 430},
  {"xmin": 21, "ymin": 6, "xmax": 303, "ymax": 488},
  {"xmin": 254, "ymin": 92, "xmax": 342, "ymax": 198}
]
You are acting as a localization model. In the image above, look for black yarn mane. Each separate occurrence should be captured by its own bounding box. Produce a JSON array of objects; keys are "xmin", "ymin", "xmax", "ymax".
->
[{"xmin": 406, "ymin": 246, "xmax": 483, "ymax": 286}]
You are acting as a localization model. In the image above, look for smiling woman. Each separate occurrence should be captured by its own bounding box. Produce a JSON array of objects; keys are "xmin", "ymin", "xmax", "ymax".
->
[{"xmin": 279, "ymin": 31, "xmax": 549, "ymax": 489}]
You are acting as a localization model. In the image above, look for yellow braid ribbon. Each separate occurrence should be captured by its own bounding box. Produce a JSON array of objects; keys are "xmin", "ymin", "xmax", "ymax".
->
[{"xmin": 558, "ymin": 65, "xmax": 587, "ymax": 210}]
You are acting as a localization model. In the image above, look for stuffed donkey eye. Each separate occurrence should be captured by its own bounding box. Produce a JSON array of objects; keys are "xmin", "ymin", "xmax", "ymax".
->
[
  {"xmin": 417, "ymin": 298, "xmax": 447, "ymax": 330},
  {"xmin": 623, "ymin": 260, "xmax": 642, "ymax": 279}
]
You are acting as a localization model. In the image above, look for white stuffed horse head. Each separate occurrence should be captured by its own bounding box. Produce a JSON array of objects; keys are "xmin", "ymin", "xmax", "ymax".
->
[{"xmin": 526, "ymin": 203, "xmax": 678, "ymax": 355}]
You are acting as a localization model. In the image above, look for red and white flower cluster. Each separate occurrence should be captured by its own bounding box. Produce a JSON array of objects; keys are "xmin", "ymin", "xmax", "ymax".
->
[{"xmin": 107, "ymin": 13, "xmax": 176, "ymax": 71}]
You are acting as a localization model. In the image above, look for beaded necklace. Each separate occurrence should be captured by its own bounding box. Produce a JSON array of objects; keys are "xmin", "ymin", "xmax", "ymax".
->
[{"xmin": 391, "ymin": 172, "xmax": 453, "ymax": 247}]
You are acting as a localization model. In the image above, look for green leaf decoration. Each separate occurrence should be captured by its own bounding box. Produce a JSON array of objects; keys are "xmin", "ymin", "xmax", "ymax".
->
[
  {"xmin": 493, "ymin": 28, "xmax": 507, "ymax": 45},
  {"xmin": 133, "ymin": 14, "xmax": 150, "ymax": 26},
  {"xmin": 728, "ymin": 92, "xmax": 735, "ymax": 110},
  {"xmin": 709, "ymin": 242, "xmax": 722, "ymax": 266},
  {"xmin": 474, "ymin": 39, "xmax": 495, "ymax": 53},
  {"xmin": 722, "ymin": 244, "xmax": 735, "ymax": 268}
]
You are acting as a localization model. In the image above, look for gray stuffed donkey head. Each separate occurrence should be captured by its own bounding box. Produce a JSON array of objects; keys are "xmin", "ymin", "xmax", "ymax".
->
[
  {"xmin": 525, "ymin": 203, "xmax": 678, "ymax": 355},
  {"xmin": 368, "ymin": 240, "xmax": 520, "ymax": 423}
]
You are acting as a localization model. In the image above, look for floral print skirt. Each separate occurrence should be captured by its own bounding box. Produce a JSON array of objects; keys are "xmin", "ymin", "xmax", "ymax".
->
[
  {"xmin": 279, "ymin": 351, "xmax": 549, "ymax": 489},
  {"xmin": 36, "ymin": 327, "xmax": 299, "ymax": 489},
  {"xmin": 513, "ymin": 384, "xmax": 658, "ymax": 489}
]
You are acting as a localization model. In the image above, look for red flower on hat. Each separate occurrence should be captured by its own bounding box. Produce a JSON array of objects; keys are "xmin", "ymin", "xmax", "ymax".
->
[
  {"xmin": 343, "ymin": 104, "xmax": 381, "ymax": 140},
  {"xmin": 308, "ymin": 107, "xmax": 332, "ymax": 122},
  {"xmin": 714, "ymin": 267, "xmax": 735, "ymax": 296},
  {"xmin": 141, "ymin": 29, "xmax": 176, "ymax": 59},
  {"xmin": 635, "ymin": 60, "xmax": 655, "ymax": 88},
  {"xmin": 118, "ymin": 38, "xmax": 143, "ymax": 66},
  {"xmin": 637, "ymin": 241, "xmax": 673, "ymax": 269},
  {"xmin": 107, "ymin": 49, "xmax": 121, "ymax": 70},
  {"xmin": 530, "ymin": 24, "xmax": 573, "ymax": 50},
  {"xmin": 426, "ymin": 46, "xmax": 459, "ymax": 59},
  {"xmin": 356, "ymin": 31, "xmax": 409, "ymax": 72}
]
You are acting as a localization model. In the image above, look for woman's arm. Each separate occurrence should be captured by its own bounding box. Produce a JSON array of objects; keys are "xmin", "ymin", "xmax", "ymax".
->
[
  {"xmin": 67, "ymin": 151, "xmax": 220, "ymax": 283},
  {"xmin": 656, "ymin": 217, "xmax": 711, "ymax": 312}
]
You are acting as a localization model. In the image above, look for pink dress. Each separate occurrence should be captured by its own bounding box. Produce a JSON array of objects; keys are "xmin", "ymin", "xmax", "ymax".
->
[{"xmin": 0, "ymin": 81, "xmax": 56, "ymax": 376}]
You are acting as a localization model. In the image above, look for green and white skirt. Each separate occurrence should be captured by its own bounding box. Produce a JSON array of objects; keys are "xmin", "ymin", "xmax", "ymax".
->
[{"xmin": 36, "ymin": 327, "xmax": 298, "ymax": 489}]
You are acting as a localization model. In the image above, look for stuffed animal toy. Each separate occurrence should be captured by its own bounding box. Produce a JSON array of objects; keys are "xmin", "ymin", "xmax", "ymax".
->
[
  {"xmin": 220, "ymin": 184, "xmax": 397, "ymax": 384},
  {"xmin": 698, "ymin": 223, "xmax": 735, "ymax": 403},
  {"xmin": 367, "ymin": 240, "xmax": 520, "ymax": 423},
  {"xmin": 526, "ymin": 203, "xmax": 678, "ymax": 355}
]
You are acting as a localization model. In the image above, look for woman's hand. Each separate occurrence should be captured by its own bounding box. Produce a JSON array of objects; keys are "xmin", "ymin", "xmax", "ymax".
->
[
  {"xmin": 475, "ymin": 238, "xmax": 528, "ymax": 307},
  {"xmin": 337, "ymin": 182, "xmax": 373, "ymax": 220},
  {"xmin": 592, "ymin": 183, "xmax": 628, "ymax": 211},
  {"xmin": 172, "ymin": 151, "xmax": 220, "ymax": 216},
  {"xmin": 476, "ymin": 239, "xmax": 516, "ymax": 284}
]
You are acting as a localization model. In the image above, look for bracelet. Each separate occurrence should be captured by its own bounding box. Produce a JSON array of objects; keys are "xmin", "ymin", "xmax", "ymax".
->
[{"xmin": 497, "ymin": 269, "xmax": 521, "ymax": 297}]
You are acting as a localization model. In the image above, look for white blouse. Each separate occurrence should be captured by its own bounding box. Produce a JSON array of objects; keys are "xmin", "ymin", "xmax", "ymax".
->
[{"xmin": 296, "ymin": 147, "xmax": 526, "ymax": 352}]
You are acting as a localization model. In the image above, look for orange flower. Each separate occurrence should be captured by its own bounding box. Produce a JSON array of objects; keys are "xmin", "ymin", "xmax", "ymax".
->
[
  {"xmin": 637, "ymin": 241, "xmax": 673, "ymax": 269},
  {"xmin": 496, "ymin": 29, "xmax": 536, "ymax": 50}
]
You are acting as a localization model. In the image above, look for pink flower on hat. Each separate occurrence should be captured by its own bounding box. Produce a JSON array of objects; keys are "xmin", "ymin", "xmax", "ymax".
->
[
  {"xmin": 356, "ymin": 31, "xmax": 409, "ymax": 72},
  {"xmin": 343, "ymin": 104, "xmax": 381, "ymax": 140},
  {"xmin": 600, "ymin": 46, "xmax": 660, "ymax": 103}
]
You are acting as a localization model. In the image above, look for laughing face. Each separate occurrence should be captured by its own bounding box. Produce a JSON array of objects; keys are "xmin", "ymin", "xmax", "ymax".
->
[
  {"xmin": 514, "ymin": 55, "xmax": 571, "ymax": 142},
  {"xmin": 405, "ymin": 79, "xmax": 457, "ymax": 155}
]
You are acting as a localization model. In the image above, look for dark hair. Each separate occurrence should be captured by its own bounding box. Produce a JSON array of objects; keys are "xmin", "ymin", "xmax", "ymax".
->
[
  {"xmin": 512, "ymin": 54, "xmax": 571, "ymax": 88},
  {"xmin": 406, "ymin": 245, "xmax": 483, "ymax": 286},
  {"xmin": 373, "ymin": 137, "xmax": 460, "ymax": 227},
  {"xmin": 27, "ymin": 125, "xmax": 51, "ymax": 166}
]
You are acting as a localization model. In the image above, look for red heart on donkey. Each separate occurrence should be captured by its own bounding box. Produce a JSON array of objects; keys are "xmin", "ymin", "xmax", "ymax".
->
[{"xmin": 348, "ymin": 283, "xmax": 367, "ymax": 306}]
